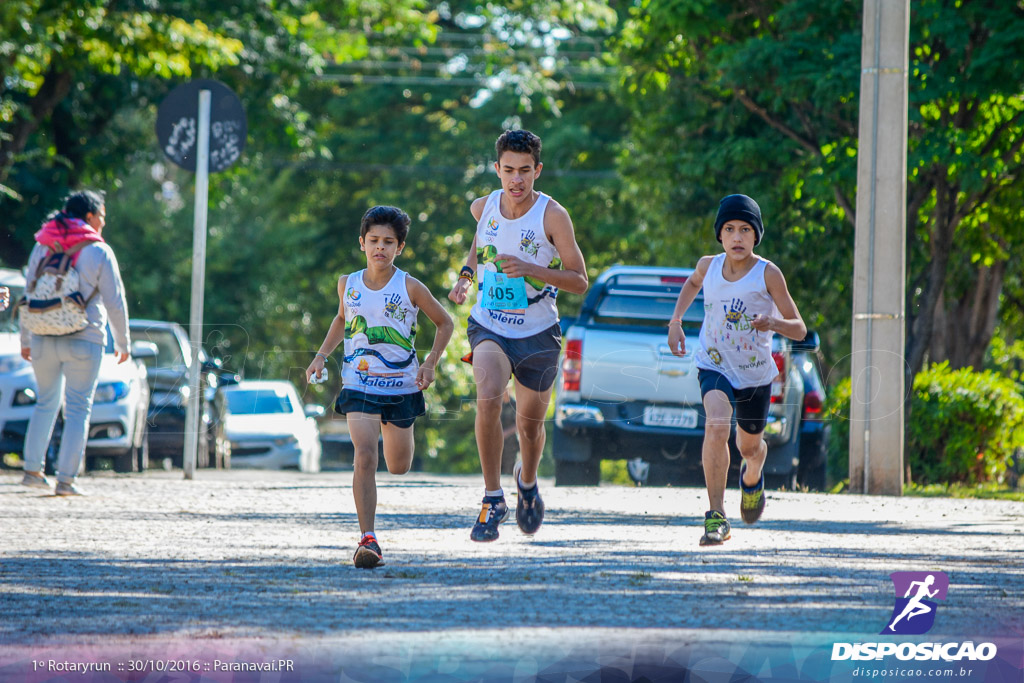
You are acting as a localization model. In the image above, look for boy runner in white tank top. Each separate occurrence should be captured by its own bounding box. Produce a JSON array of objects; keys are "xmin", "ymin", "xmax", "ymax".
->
[
  {"xmin": 306, "ymin": 206, "xmax": 454, "ymax": 568},
  {"xmin": 449, "ymin": 129, "xmax": 589, "ymax": 542},
  {"xmin": 667, "ymin": 194, "xmax": 806, "ymax": 546}
]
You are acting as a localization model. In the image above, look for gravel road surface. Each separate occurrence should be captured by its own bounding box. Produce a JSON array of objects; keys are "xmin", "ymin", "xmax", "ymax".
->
[{"xmin": 1, "ymin": 470, "xmax": 1021, "ymax": 681}]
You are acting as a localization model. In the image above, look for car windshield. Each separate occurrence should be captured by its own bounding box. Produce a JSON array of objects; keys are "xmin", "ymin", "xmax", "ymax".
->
[
  {"xmin": 131, "ymin": 328, "xmax": 186, "ymax": 369},
  {"xmin": 593, "ymin": 277, "xmax": 704, "ymax": 328},
  {"xmin": 226, "ymin": 388, "xmax": 295, "ymax": 415},
  {"xmin": 0, "ymin": 284, "xmax": 24, "ymax": 334}
]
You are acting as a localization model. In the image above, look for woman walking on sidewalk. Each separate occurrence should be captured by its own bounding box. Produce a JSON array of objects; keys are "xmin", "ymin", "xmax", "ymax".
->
[{"xmin": 19, "ymin": 190, "xmax": 131, "ymax": 496}]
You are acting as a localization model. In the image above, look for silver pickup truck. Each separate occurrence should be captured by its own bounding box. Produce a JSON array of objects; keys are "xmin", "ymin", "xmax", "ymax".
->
[{"xmin": 553, "ymin": 265, "xmax": 811, "ymax": 488}]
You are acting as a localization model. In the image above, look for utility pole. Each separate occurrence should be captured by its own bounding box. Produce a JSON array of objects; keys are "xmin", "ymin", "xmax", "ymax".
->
[{"xmin": 849, "ymin": 0, "xmax": 910, "ymax": 495}]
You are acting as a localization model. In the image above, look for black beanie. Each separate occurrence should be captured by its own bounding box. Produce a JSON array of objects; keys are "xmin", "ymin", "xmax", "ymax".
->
[{"xmin": 714, "ymin": 194, "xmax": 764, "ymax": 246}]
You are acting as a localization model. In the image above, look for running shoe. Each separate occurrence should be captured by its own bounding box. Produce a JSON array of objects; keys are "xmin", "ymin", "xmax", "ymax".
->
[
  {"xmin": 353, "ymin": 534, "xmax": 384, "ymax": 569},
  {"xmin": 469, "ymin": 495, "xmax": 509, "ymax": 542},
  {"xmin": 739, "ymin": 461, "xmax": 766, "ymax": 524},
  {"xmin": 512, "ymin": 461, "xmax": 544, "ymax": 535},
  {"xmin": 699, "ymin": 510, "xmax": 732, "ymax": 546}
]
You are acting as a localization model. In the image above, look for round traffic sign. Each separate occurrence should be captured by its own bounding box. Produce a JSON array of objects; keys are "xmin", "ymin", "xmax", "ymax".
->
[{"xmin": 156, "ymin": 79, "xmax": 247, "ymax": 173}]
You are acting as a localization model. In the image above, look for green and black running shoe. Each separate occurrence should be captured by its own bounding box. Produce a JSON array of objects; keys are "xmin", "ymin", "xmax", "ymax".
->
[
  {"xmin": 700, "ymin": 510, "xmax": 732, "ymax": 546},
  {"xmin": 739, "ymin": 461, "xmax": 766, "ymax": 524}
]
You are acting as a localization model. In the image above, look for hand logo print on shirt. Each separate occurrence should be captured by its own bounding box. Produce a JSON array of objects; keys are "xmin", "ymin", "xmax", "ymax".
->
[
  {"xmin": 724, "ymin": 298, "xmax": 747, "ymax": 325},
  {"xmin": 383, "ymin": 293, "xmax": 407, "ymax": 322},
  {"xmin": 520, "ymin": 229, "xmax": 540, "ymax": 256}
]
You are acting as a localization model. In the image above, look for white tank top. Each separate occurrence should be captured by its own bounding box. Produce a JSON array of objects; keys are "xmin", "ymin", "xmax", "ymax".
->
[
  {"xmin": 341, "ymin": 269, "xmax": 420, "ymax": 395},
  {"xmin": 469, "ymin": 189, "xmax": 561, "ymax": 338},
  {"xmin": 694, "ymin": 253, "xmax": 780, "ymax": 389}
]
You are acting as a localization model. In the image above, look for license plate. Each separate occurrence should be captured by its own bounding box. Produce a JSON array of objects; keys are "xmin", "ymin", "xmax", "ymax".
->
[{"xmin": 642, "ymin": 405, "xmax": 698, "ymax": 428}]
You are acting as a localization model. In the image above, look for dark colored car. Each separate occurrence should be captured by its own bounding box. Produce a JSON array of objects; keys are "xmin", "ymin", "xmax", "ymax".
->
[
  {"xmin": 793, "ymin": 334, "xmax": 830, "ymax": 490},
  {"xmin": 128, "ymin": 319, "xmax": 237, "ymax": 468}
]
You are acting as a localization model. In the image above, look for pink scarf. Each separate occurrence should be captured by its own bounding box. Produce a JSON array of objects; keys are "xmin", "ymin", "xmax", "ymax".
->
[{"xmin": 34, "ymin": 216, "xmax": 104, "ymax": 264}]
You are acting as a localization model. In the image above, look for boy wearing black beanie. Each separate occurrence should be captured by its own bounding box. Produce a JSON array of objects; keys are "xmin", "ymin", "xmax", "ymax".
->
[{"xmin": 666, "ymin": 194, "xmax": 806, "ymax": 546}]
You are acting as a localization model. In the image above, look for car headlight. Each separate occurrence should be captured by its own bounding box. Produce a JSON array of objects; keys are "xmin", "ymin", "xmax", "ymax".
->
[
  {"xmin": 0, "ymin": 355, "xmax": 29, "ymax": 374},
  {"xmin": 274, "ymin": 436, "xmax": 298, "ymax": 446},
  {"xmin": 13, "ymin": 388, "xmax": 36, "ymax": 406},
  {"xmin": 93, "ymin": 381, "xmax": 130, "ymax": 404}
]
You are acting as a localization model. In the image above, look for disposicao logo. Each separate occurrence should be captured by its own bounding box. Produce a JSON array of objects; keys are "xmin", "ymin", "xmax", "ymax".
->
[
  {"xmin": 884, "ymin": 571, "xmax": 949, "ymax": 635},
  {"xmin": 831, "ymin": 571, "xmax": 998, "ymax": 663}
]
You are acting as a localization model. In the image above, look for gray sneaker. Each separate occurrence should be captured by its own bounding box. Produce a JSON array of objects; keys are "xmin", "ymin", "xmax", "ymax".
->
[
  {"xmin": 54, "ymin": 481, "xmax": 86, "ymax": 496},
  {"xmin": 21, "ymin": 471, "xmax": 51, "ymax": 489}
]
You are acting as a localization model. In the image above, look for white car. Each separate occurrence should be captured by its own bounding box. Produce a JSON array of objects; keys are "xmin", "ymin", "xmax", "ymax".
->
[
  {"xmin": 0, "ymin": 268, "xmax": 156, "ymax": 473},
  {"xmin": 213, "ymin": 380, "xmax": 322, "ymax": 472}
]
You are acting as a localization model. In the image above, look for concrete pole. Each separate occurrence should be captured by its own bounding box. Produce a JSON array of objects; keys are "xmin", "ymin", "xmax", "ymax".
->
[{"xmin": 849, "ymin": 0, "xmax": 910, "ymax": 495}]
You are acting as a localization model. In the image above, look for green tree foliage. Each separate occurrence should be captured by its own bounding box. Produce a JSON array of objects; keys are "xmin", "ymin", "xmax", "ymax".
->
[
  {"xmin": 12, "ymin": 0, "xmax": 1021, "ymax": 481},
  {"xmin": 827, "ymin": 364, "xmax": 1024, "ymax": 486},
  {"xmin": 613, "ymin": 0, "xmax": 1024, "ymax": 378},
  {"xmin": 0, "ymin": 0, "xmax": 433, "ymax": 265},
  {"xmin": 1, "ymin": 0, "xmax": 631, "ymax": 471}
]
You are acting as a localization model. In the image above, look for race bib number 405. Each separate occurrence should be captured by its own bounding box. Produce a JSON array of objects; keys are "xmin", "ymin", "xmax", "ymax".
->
[{"xmin": 481, "ymin": 270, "xmax": 527, "ymax": 310}]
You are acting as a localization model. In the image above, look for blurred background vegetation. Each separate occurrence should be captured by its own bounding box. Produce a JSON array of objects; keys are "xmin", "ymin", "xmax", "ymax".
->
[{"xmin": 2, "ymin": 0, "xmax": 1022, "ymax": 481}]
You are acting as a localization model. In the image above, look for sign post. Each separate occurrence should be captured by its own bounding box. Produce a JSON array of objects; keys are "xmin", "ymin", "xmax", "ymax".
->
[{"xmin": 156, "ymin": 79, "xmax": 246, "ymax": 479}]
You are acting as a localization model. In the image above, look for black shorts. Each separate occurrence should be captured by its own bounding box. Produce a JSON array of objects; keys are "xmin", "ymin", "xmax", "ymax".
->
[
  {"xmin": 697, "ymin": 369, "xmax": 772, "ymax": 435},
  {"xmin": 334, "ymin": 389, "xmax": 425, "ymax": 429},
  {"xmin": 466, "ymin": 316, "xmax": 562, "ymax": 392}
]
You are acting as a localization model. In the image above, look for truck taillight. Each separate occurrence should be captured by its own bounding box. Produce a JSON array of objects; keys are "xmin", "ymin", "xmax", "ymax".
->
[
  {"xmin": 562, "ymin": 339, "xmax": 582, "ymax": 392},
  {"xmin": 803, "ymin": 389, "xmax": 823, "ymax": 417},
  {"xmin": 770, "ymin": 351, "xmax": 786, "ymax": 404}
]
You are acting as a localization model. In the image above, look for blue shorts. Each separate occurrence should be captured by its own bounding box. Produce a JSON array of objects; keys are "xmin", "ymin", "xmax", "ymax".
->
[
  {"xmin": 697, "ymin": 369, "xmax": 772, "ymax": 435},
  {"xmin": 334, "ymin": 389, "xmax": 425, "ymax": 429}
]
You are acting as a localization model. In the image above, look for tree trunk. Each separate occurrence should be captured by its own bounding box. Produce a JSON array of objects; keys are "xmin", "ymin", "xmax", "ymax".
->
[
  {"xmin": 907, "ymin": 180, "xmax": 960, "ymax": 376},
  {"xmin": 945, "ymin": 259, "xmax": 1005, "ymax": 370},
  {"xmin": 0, "ymin": 65, "xmax": 73, "ymax": 185}
]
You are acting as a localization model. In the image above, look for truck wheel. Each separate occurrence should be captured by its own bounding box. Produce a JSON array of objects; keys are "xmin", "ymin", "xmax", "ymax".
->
[
  {"xmin": 797, "ymin": 457, "xmax": 826, "ymax": 491},
  {"xmin": 112, "ymin": 448, "xmax": 137, "ymax": 473},
  {"xmin": 765, "ymin": 469, "xmax": 797, "ymax": 491},
  {"xmin": 797, "ymin": 430, "xmax": 828, "ymax": 491},
  {"xmin": 134, "ymin": 422, "xmax": 150, "ymax": 473},
  {"xmin": 555, "ymin": 459, "xmax": 600, "ymax": 486}
]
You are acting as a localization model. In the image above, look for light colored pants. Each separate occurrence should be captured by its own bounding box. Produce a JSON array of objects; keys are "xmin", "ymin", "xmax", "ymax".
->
[{"xmin": 23, "ymin": 336, "xmax": 103, "ymax": 483}]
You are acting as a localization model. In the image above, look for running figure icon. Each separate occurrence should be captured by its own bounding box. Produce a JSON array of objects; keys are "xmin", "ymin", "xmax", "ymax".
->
[{"xmin": 888, "ymin": 574, "xmax": 939, "ymax": 632}]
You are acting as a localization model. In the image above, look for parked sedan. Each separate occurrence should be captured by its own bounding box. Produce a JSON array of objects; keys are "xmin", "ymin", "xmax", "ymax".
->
[
  {"xmin": 213, "ymin": 380, "xmax": 322, "ymax": 472},
  {"xmin": 128, "ymin": 319, "xmax": 237, "ymax": 469},
  {"xmin": 0, "ymin": 268, "xmax": 156, "ymax": 473}
]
